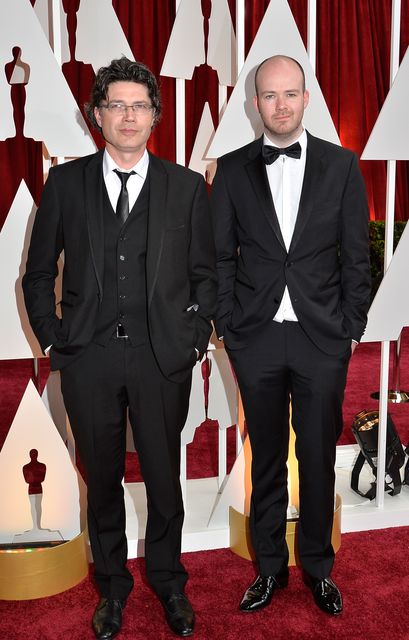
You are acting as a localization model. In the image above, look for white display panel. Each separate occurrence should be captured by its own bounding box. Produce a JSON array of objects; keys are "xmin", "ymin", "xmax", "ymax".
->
[
  {"xmin": 0, "ymin": 182, "xmax": 42, "ymax": 360},
  {"xmin": 207, "ymin": 0, "xmax": 339, "ymax": 158},
  {"xmin": 0, "ymin": 0, "xmax": 95, "ymax": 156},
  {"xmin": 75, "ymin": 0, "xmax": 134, "ymax": 71},
  {"xmin": 363, "ymin": 222, "xmax": 409, "ymax": 342},
  {"xmin": 362, "ymin": 47, "xmax": 409, "ymax": 161},
  {"xmin": 0, "ymin": 381, "xmax": 82, "ymax": 543}
]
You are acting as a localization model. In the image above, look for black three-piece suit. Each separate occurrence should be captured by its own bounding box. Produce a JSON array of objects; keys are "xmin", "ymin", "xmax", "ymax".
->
[
  {"xmin": 211, "ymin": 132, "xmax": 371, "ymax": 578},
  {"xmin": 23, "ymin": 149, "xmax": 217, "ymax": 600}
]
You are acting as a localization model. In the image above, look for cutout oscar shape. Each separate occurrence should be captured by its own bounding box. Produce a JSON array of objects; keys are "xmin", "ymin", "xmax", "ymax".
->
[
  {"xmin": 0, "ymin": 0, "xmax": 95, "ymax": 155},
  {"xmin": 13, "ymin": 449, "xmax": 64, "ymax": 545}
]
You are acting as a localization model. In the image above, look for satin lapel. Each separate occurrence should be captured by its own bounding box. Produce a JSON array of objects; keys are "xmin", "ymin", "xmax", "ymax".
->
[
  {"xmin": 289, "ymin": 134, "xmax": 325, "ymax": 252},
  {"xmin": 84, "ymin": 150, "xmax": 105, "ymax": 298},
  {"xmin": 245, "ymin": 141, "xmax": 286, "ymax": 250},
  {"xmin": 146, "ymin": 153, "xmax": 167, "ymax": 308}
]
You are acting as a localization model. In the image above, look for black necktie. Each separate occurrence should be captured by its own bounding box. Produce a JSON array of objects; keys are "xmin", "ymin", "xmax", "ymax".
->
[
  {"xmin": 114, "ymin": 169, "xmax": 135, "ymax": 225},
  {"xmin": 262, "ymin": 142, "xmax": 302, "ymax": 165}
]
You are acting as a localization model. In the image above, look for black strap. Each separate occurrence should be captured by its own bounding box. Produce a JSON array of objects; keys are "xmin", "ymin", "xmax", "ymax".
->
[
  {"xmin": 351, "ymin": 452, "xmax": 377, "ymax": 499},
  {"xmin": 351, "ymin": 451, "xmax": 403, "ymax": 499},
  {"xmin": 404, "ymin": 445, "xmax": 409, "ymax": 485}
]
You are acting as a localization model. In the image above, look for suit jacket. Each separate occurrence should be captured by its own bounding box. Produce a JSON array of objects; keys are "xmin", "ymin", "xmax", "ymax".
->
[
  {"xmin": 210, "ymin": 132, "xmax": 371, "ymax": 355},
  {"xmin": 23, "ymin": 149, "xmax": 217, "ymax": 382}
]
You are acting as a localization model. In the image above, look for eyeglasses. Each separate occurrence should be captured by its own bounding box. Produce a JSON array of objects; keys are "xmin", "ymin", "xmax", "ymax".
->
[{"xmin": 100, "ymin": 102, "xmax": 154, "ymax": 115}]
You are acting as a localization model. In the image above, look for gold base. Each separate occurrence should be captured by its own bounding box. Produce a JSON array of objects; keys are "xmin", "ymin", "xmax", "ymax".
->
[
  {"xmin": 230, "ymin": 494, "xmax": 342, "ymax": 564},
  {"xmin": 0, "ymin": 530, "xmax": 89, "ymax": 600},
  {"xmin": 370, "ymin": 390, "xmax": 409, "ymax": 403}
]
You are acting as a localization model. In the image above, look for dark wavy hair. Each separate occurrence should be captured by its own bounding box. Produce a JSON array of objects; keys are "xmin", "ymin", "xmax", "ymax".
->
[{"xmin": 85, "ymin": 56, "xmax": 162, "ymax": 131}]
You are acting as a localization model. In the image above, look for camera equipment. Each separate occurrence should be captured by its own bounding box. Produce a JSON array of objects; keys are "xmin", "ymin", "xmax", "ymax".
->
[{"xmin": 351, "ymin": 409, "xmax": 406, "ymax": 500}]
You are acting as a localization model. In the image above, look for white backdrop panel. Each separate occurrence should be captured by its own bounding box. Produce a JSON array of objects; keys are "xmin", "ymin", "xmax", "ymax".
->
[
  {"xmin": 0, "ymin": 381, "xmax": 81, "ymax": 542},
  {"xmin": 75, "ymin": 0, "xmax": 134, "ymax": 71},
  {"xmin": 362, "ymin": 222, "xmax": 409, "ymax": 342},
  {"xmin": 207, "ymin": 0, "xmax": 339, "ymax": 158},
  {"xmin": 0, "ymin": 181, "xmax": 42, "ymax": 359},
  {"xmin": 188, "ymin": 102, "xmax": 216, "ymax": 177},
  {"xmin": 0, "ymin": 0, "xmax": 95, "ymax": 155},
  {"xmin": 362, "ymin": 47, "xmax": 409, "ymax": 160},
  {"xmin": 206, "ymin": 0, "xmax": 236, "ymax": 86},
  {"xmin": 160, "ymin": 0, "xmax": 205, "ymax": 80}
]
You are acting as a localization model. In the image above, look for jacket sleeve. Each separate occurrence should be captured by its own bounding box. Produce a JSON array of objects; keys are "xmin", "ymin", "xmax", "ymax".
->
[
  {"xmin": 22, "ymin": 168, "xmax": 64, "ymax": 352},
  {"xmin": 188, "ymin": 175, "xmax": 218, "ymax": 355},
  {"xmin": 339, "ymin": 153, "xmax": 371, "ymax": 342},
  {"xmin": 210, "ymin": 158, "xmax": 238, "ymax": 339}
]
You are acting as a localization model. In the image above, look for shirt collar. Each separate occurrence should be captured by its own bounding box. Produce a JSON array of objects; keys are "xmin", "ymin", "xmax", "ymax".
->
[{"xmin": 103, "ymin": 148, "xmax": 149, "ymax": 179}]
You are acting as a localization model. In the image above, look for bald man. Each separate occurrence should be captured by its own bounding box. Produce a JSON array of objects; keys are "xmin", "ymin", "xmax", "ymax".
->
[{"xmin": 211, "ymin": 55, "xmax": 370, "ymax": 616}]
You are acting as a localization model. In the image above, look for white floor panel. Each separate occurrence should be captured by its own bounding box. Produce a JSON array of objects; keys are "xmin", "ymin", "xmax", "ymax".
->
[
  {"xmin": 124, "ymin": 477, "xmax": 230, "ymax": 559},
  {"xmin": 124, "ymin": 445, "xmax": 409, "ymax": 559}
]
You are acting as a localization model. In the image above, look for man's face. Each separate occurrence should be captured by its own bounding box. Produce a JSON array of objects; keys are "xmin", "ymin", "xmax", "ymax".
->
[
  {"xmin": 94, "ymin": 81, "xmax": 155, "ymax": 163},
  {"xmin": 253, "ymin": 58, "xmax": 309, "ymax": 143}
]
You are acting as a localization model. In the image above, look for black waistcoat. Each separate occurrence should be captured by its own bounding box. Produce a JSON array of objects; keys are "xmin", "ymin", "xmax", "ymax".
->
[{"xmin": 93, "ymin": 174, "xmax": 150, "ymax": 346}]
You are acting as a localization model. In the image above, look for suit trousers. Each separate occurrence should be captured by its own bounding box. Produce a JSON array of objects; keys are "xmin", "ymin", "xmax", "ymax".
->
[
  {"xmin": 226, "ymin": 321, "xmax": 351, "ymax": 579},
  {"xmin": 60, "ymin": 337, "xmax": 192, "ymax": 600}
]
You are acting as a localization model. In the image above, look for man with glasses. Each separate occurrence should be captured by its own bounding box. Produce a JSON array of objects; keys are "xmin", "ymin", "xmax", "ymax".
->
[{"xmin": 23, "ymin": 57, "xmax": 216, "ymax": 639}]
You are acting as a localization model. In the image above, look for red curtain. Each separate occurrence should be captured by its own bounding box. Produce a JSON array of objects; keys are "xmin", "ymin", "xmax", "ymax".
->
[{"xmin": 1, "ymin": 0, "xmax": 408, "ymax": 227}]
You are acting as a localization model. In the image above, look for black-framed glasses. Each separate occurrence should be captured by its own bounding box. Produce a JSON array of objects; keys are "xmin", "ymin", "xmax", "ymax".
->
[{"xmin": 100, "ymin": 102, "xmax": 154, "ymax": 115}]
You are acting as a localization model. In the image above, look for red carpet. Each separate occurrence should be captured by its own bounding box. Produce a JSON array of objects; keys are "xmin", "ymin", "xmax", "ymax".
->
[
  {"xmin": 1, "ymin": 526, "xmax": 409, "ymax": 639},
  {"xmin": 1, "ymin": 341, "xmax": 409, "ymax": 636}
]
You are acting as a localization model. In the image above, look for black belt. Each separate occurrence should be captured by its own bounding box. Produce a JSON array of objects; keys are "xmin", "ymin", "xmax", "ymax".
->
[{"xmin": 114, "ymin": 324, "xmax": 128, "ymax": 339}]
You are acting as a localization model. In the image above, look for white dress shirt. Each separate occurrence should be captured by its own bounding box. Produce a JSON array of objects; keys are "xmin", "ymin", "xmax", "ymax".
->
[
  {"xmin": 264, "ymin": 129, "xmax": 307, "ymax": 322},
  {"xmin": 103, "ymin": 148, "xmax": 149, "ymax": 211}
]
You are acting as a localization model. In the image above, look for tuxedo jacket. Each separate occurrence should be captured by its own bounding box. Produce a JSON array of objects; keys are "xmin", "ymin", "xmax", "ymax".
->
[
  {"xmin": 211, "ymin": 132, "xmax": 371, "ymax": 355},
  {"xmin": 23, "ymin": 149, "xmax": 217, "ymax": 382}
]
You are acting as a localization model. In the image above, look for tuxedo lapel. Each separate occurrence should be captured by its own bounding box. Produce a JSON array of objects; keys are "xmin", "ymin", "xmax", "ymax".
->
[
  {"xmin": 289, "ymin": 132, "xmax": 325, "ymax": 252},
  {"xmin": 146, "ymin": 153, "xmax": 167, "ymax": 307},
  {"xmin": 245, "ymin": 139, "xmax": 286, "ymax": 250},
  {"xmin": 84, "ymin": 150, "xmax": 105, "ymax": 298}
]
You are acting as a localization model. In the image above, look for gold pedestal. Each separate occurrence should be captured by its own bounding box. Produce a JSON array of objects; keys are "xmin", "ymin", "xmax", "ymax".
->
[
  {"xmin": 230, "ymin": 494, "xmax": 342, "ymax": 564},
  {"xmin": 0, "ymin": 530, "xmax": 89, "ymax": 600}
]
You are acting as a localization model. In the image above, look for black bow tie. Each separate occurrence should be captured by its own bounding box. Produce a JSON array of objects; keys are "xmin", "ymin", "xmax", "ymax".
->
[{"xmin": 262, "ymin": 142, "xmax": 302, "ymax": 164}]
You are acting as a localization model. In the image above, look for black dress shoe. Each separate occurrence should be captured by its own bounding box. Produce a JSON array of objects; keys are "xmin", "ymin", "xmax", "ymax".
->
[
  {"xmin": 92, "ymin": 597, "xmax": 125, "ymax": 639},
  {"xmin": 303, "ymin": 574, "xmax": 343, "ymax": 616},
  {"xmin": 160, "ymin": 592, "xmax": 195, "ymax": 637},
  {"xmin": 239, "ymin": 570, "xmax": 289, "ymax": 612}
]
